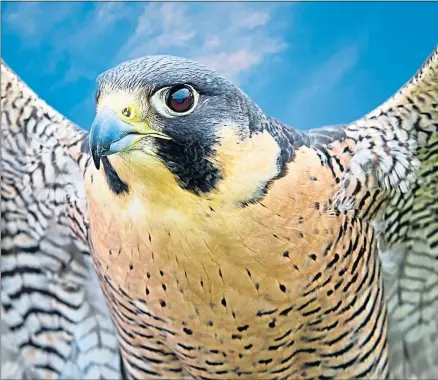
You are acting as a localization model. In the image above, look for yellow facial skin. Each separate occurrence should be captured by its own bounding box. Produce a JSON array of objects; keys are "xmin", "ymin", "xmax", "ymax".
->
[{"xmin": 96, "ymin": 91, "xmax": 172, "ymax": 141}]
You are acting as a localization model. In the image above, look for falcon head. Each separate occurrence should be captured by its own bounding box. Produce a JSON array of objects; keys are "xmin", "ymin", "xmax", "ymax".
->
[{"xmin": 89, "ymin": 56, "xmax": 301, "ymax": 207}]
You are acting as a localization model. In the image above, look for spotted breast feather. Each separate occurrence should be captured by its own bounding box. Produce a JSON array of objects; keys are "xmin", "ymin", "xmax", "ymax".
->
[{"xmin": 1, "ymin": 45, "xmax": 437, "ymax": 380}]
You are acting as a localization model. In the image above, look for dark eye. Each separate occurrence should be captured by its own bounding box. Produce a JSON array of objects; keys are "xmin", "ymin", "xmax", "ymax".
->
[{"xmin": 165, "ymin": 85, "xmax": 195, "ymax": 113}]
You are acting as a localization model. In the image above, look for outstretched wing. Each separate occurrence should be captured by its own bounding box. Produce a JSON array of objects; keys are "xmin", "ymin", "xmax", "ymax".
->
[
  {"xmin": 317, "ymin": 46, "xmax": 437, "ymax": 379},
  {"xmin": 1, "ymin": 61, "xmax": 121, "ymax": 379},
  {"xmin": 371, "ymin": 46, "xmax": 437, "ymax": 380}
]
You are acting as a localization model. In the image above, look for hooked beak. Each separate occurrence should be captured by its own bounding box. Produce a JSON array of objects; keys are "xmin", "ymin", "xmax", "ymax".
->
[{"xmin": 89, "ymin": 107, "xmax": 169, "ymax": 170}]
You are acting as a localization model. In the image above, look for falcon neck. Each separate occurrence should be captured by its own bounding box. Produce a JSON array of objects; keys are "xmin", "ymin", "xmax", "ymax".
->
[{"xmin": 263, "ymin": 117, "xmax": 312, "ymax": 176}]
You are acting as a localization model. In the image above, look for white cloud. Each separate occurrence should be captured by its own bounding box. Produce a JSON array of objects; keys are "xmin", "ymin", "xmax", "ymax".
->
[
  {"xmin": 288, "ymin": 45, "xmax": 360, "ymax": 114},
  {"xmin": 3, "ymin": 1, "xmax": 293, "ymax": 128},
  {"xmin": 4, "ymin": 2, "xmax": 292, "ymax": 86},
  {"xmin": 231, "ymin": 11, "xmax": 271, "ymax": 29},
  {"xmin": 4, "ymin": 3, "xmax": 75, "ymax": 44},
  {"xmin": 195, "ymin": 48, "xmax": 278, "ymax": 81},
  {"xmin": 114, "ymin": 2, "xmax": 291, "ymax": 83},
  {"xmin": 95, "ymin": 2, "xmax": 128, "ymax": 25},
  {"xmin": 4, "ymin": 2, "xmax": 291, "ymax": 85}
]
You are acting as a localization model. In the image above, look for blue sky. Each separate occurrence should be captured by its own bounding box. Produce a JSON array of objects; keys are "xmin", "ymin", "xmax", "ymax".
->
[{"xmin": 2, "ymin": 2, "xmax": 437, "ymax": 131}]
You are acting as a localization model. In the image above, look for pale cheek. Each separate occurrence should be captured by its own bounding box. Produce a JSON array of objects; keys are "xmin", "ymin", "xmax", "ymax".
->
[{"xmin": 212, "ymin": 128, "xmax": 281, "ymax": 205}]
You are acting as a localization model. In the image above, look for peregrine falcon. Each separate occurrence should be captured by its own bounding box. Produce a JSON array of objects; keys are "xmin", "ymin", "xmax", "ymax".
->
[{"xmin": 1, "ymin": 45, "xmax": 437, "ymax": 379}]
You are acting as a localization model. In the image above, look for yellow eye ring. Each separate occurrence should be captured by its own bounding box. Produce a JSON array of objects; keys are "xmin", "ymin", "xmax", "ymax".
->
[{"xmin": 122, "ymin": 106, "xmax": 134, "ymax": 118}]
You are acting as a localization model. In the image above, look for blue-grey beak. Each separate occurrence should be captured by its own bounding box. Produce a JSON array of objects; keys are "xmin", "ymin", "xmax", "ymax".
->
[{"xmin": 89, "ymin": 107, "xmax": 140, "ymax": 170}]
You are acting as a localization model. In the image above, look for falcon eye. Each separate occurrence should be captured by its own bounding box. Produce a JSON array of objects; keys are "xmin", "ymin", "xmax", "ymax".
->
[
  {"xmin": 151, "ymin": 84, "xmax": 198, "ymax": 117},
  {"xmin": 165, "ymin": 85, "xmax": 195, "ymax": 114},
  {"xmin": 122, "ymin": 107, "xmax": 133, "ymax": 118}
]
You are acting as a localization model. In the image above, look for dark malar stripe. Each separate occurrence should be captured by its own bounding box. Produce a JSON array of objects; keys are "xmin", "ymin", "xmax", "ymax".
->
[{"xmin": 101, "ymin": 156, "xmax": 129, "ymax": 195}]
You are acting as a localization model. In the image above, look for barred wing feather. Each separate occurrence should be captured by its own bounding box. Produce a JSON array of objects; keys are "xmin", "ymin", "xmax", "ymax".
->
[{"xmin": 1, "ymin": 61, "xmax": 121, "ymax": 379}]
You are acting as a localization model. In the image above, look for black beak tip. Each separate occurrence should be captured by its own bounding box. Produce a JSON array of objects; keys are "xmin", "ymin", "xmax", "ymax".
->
[
  {"xmin": 93, "ymin": 154, "xmax": 101, "ymax": 170},
  {"xmin": 90, "ymin": 144, "xmax": 101, "ymax": 170}
]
